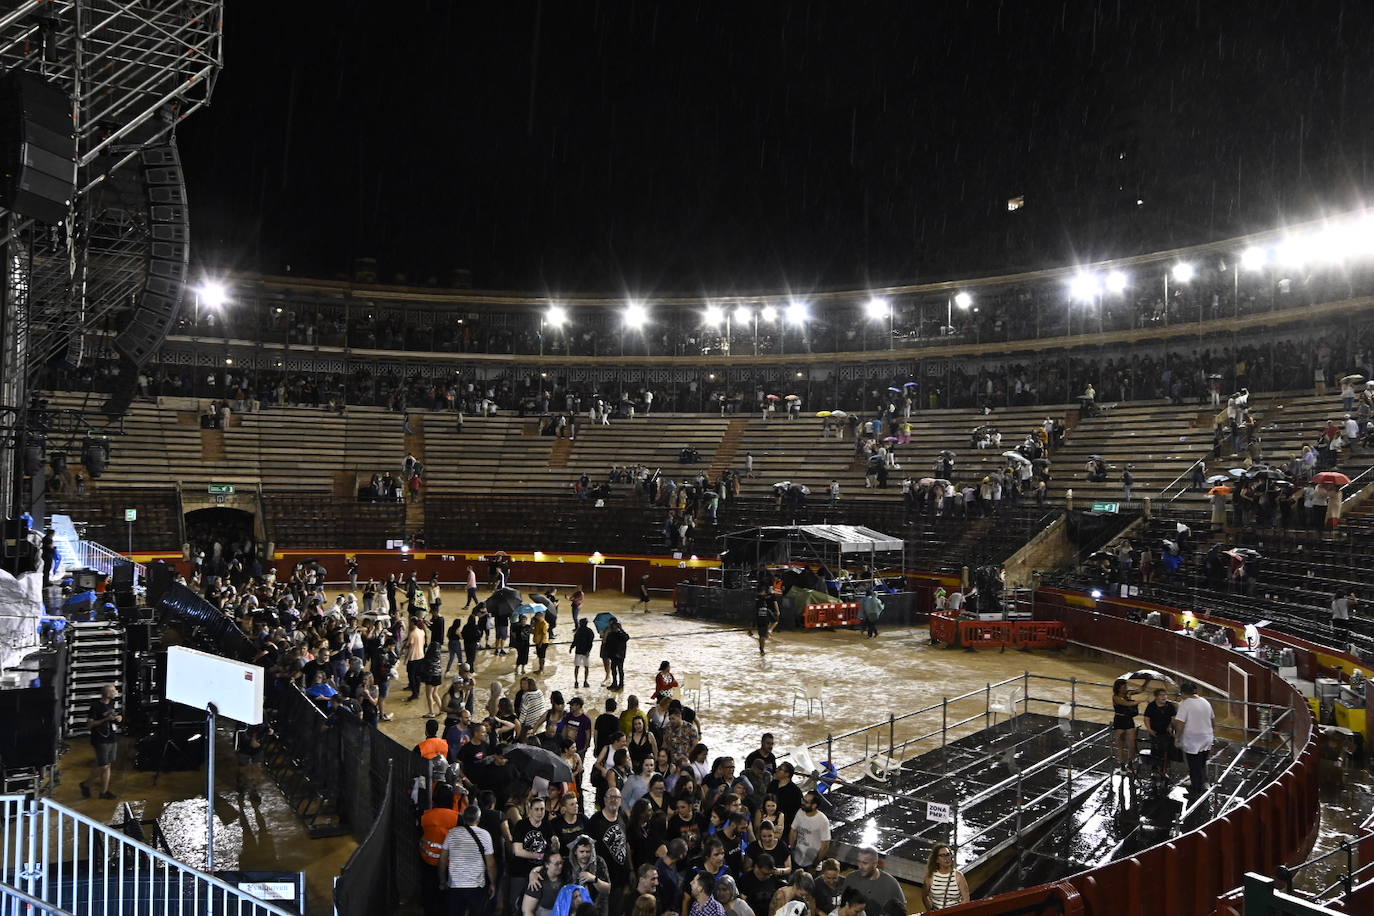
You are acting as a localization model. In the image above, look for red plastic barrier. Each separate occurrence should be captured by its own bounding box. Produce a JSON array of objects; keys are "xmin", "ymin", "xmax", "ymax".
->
[
  {"xmin": 929, "ymin": 617, "xmax": 1067, "ymax": 648},
  {"xmin": 929, "ymin": 611, "xmax": 961, "ymax": 644},
  {"xmin": 803, "ymin": 602, "xmax": 861, "ymax": 628}
]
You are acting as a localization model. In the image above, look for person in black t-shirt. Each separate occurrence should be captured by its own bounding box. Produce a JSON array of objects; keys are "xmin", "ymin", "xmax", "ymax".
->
[
  {"xmin": 1143, "ymin": 688, "xmax": 1178, "ymax": 778},
  {"xmin": 665, "ymin": 797, "xmax": 706, "ymax": 858},
  {"xmin": 594, "ymin": 698, "xmax": 623, "ymax": 754},
  {"xmin": 754, "ymin": 592, "xmax": 778, "ymax": 656},
  {"xmin": 550, "ymin": 792, "xmax": 589, "ymax": 851},
  {"xmin": 587, "ymin": 789, "xmax": 633, "ymax": 915},
  {"xmin": 743, "ymin": 734, "xmax": 776, "ymax": 773},
  {"xmin": 507, "ymin": 797, "xmax": 554, "ymax": 914},
  {"xmin": 80, "ymin": 684, "xmax": 121, "ymax": 800},
  {"xmin": 736, "ymin": 853, "xmax": 781, "ymax": 916}
]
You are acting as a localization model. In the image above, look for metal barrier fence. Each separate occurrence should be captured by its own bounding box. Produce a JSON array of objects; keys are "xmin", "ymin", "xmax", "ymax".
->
[
  {"xmin": 153, "ymin": 583, "xmax": 429, "ymax": 913},
  {"xmin": 332, "ymin": 763, "xmax": 397, "ymax": 916},
  {"xmin": 0, "ymin": 794, "xmax": 291, "ymax": 915}
]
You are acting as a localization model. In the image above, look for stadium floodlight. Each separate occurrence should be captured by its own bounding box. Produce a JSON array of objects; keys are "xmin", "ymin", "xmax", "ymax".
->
[
  {"xmin": 1104, "ymin": 270, "xmax": 1128, "ymax": 294},
  {"xmin": 1171, "ymin": 262, "xmax": 1195, "ymax": 283},
  {"xmin": 760, "ymin": 305, "xmax": 778, "ymax": 322},
  {"xmin": 865, "ymin": 297, "xmax": 890, "ymax": 319},
  {"xmin": 198, "ymin": 281, "xmax": 228, "ymax": 309},
  {"xmin": 703, "ymin": 305, "xmax": 725, "ymax": 327},
  {"xmin": 1276, "ymin": 235, "xmax": 1313, "ymax": 268},
  {"xmin": 785, "ymin": 300, "xmax": 809, "ymax": 325},
  {"xmin": 1240, "ymin": 246, "xmax": 1268, "ymax": 271},
  {"xmin": 1068, "ymin": 272, "xmax": 1101, "ymax": 301},
  {"xmin": 953, "ymin": 291, "xmax": 973, "ymax": 309},
  {"xmin": 545, "ymin": 305, "xmax": 568, "ymax": 328},
  {"xmin": 623, "ymin": 302, "xmax": 648, "ymax": 329},
  {"xmin": 734, "ymin": 304, "xmax": 753, "ymax": 322}
]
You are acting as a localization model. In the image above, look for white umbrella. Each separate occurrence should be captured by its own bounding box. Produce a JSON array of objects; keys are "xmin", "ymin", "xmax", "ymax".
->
[{"xmin": 1001, "ymin": 451, "xmax": 1031, "ymax": 466}]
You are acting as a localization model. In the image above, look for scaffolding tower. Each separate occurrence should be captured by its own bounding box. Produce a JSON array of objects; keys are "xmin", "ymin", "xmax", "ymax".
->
[{"xmin": 0, "ymin": 1, "xmax": 223, "ymax": 516}]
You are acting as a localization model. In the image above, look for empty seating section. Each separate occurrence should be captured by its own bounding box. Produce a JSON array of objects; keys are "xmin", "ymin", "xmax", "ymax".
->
[
  {"xmin": 261, "ymin": 492, "xmax": 406, "ymax": 548},
  {"xmin": 43, "ymin": 394, "xmax": 404, "ymax": 492},
  {"xmin": 422, "ymin": 416, "xmax": 731, "ymax": 496},
  {"xmin": 46, "ymin": 488, "xmax": 182, "ymax": 551},
  {"xmin": 1094, "ymin": 506, "xmax": 1374, "ymax": 654}
]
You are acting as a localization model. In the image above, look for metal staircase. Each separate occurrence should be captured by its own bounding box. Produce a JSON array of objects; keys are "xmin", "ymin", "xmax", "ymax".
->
[{"xmin": 62, "ymin": 621, "xmax": 125, "ymax": 738}]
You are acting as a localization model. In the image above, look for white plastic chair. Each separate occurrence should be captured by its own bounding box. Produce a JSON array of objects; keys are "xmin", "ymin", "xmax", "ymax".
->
[
  {"xmin": 988, "ymin": 686, "xmax": 1025, "ymax": 725},
  {"xmin": 863, "ymin": 753, "xmax": 903, "ymax": 782},
  {"xmin": 681, "ymin": 672, "xmax": 711, "ymax": 708},
  {"xmin": 791, "ymin": 683, "xmax": 826, "ymax": 719}
]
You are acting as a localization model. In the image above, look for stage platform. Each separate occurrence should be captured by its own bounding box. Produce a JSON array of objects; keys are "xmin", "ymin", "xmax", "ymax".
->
[{"xmin": 822, "ymin": 711, "xmax": 1279, "ymax": 892}]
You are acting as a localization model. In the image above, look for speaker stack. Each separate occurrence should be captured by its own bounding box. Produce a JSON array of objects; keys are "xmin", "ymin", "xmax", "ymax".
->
[
  {"xmin": 0, "ymin": 70, "xmax": 76, "ymax": 225},
  {"xmin": 113, "ymin": 144, "xmax": 190, "ymax": 366}
]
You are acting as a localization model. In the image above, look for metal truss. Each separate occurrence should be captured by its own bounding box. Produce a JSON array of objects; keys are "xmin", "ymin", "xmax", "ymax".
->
[{"xmin": 0, "ymin": 1, "xmax": 223, "ymax": 376}]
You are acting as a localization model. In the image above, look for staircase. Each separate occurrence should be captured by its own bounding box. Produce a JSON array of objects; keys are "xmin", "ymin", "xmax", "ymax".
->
[
  {"xmin": 549, "ymin": 437, "xmax": 574, "ymax": 468},
  {"xmin": 63, "ymin": 621, "xmax": 125, "ymax": 737},
  {"xmin": 708, "ymin": 418, "xmax": 749, "ymax": 477},
  {"xmin": 200, "ymin": 428, "xmax": 225, "ymax": 461},
  {"xmin": 404, "ymin": 415, "xmax": 426, "ymax": 533}
]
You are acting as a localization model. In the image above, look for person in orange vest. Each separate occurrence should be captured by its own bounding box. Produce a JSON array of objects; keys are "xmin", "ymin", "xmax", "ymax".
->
[
  {"xmin": 420, "ymin": 782, "xmax": 460, "ymax": 915},
  {"xmin": 416, "ymin": 718, "xmax": 449, "ymax": 761}
]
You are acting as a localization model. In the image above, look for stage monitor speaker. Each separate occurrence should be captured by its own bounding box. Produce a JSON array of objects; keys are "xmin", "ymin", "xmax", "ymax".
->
[
  {"xmin": 0, "ymin": 70, "xmax": 76, "ymax": 224},
  {"xmin": 112, "ymin": 560, "xmax": 135, "ymax": 590},
  {"xmin": 0, "ymin": 685, "xmax": 58, "ymax": 769}
]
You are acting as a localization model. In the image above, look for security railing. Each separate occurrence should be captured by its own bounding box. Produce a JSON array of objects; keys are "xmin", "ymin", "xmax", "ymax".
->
[
  {"xmin": 0, "ymin": 794, "xmax": 292, "ymax": 915},
  {"xmin": 73, "ymin": 538, "xmax": 146, "ymax": 586}
]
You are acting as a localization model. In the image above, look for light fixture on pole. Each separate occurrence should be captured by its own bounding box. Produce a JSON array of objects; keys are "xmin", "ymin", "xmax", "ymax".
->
[
  {"xmin": 621, "ymin": 302, "xmax": 648, "ymax": 355},
  {"xmin": 541, "ymin": 304, "xmax": 568, "ymax": 356},
  {"xmin": 194, "ymin": 280, "xmax": 228, "ymax": 326},
  {"xmin": 865, "ymin": 297, "xmax": 892, "ymax": 349},
  {"xmin": 948, "ymin": 291, "xmax": 972, "ymax": 334},
  {"xmin": 735, "ymin": 304, "xmax": 754, "ymax": 355},
  {"xmin": 1163, "ymin": 262, "xmax": 1193, "ymax": 326}
]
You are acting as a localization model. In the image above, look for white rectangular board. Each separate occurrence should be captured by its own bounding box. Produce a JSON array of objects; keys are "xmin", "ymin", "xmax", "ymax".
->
[{"xmin": 165, "ymin": 645, "xmax": 264, "ymax": 724}]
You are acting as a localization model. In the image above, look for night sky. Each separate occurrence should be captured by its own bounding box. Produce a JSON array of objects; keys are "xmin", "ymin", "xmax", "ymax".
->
[{"xmin": 178, "ymin": 1, "xmax": 1374, "ymax": 294}]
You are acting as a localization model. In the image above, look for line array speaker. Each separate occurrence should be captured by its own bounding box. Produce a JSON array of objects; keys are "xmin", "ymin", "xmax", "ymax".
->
[
  {"xmin": 0, "ymin": 70, "xmax": 76, "ymax": 224},
  {"xmin": 113, "ymin": 144, "xmax": 190, "ymax": 366}
]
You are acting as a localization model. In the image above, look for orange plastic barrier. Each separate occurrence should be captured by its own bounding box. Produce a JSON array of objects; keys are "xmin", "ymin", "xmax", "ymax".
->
[
  {"xmin": 929, "ymin": 611, "xmax": 961, "ymax": 644},
  {"xmin": 803, "ymin": 602, "xmax": 862, "ymax": 628}
]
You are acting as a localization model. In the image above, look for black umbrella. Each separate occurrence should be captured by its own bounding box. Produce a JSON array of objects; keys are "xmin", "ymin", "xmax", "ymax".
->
[
  {"xmin": 487, "ymin": 587, "xmax": 522, "ymax": 616},
  {"xmin": 504, "ymin": 744, "xmax": 574, "ymax": 783},
  {"xmin": 940, "ymin": 450, "xmax": 956, "ymax": 459}
]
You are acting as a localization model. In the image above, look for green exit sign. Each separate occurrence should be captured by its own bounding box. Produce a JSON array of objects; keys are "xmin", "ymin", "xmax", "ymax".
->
[
  {"xmin": 207, "ymin": 484, "xmax": 235, "ymax": 495},
  {"xmin": 124, "ymin": 509, "xmax": 137, "ymax": 522},
  {"xmin": 1091, "ymin": 501, "xmax": 1120, "ymax": 514}
]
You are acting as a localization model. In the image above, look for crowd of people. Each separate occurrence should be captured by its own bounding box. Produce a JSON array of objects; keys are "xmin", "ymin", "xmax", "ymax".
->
[
  {"xmin": 173, "ymin": 559, "xmax": 969, "ymax": 916},
  {"xmin": 47, "ymin": 308, "xmax": 1374, "ymax": 422}
]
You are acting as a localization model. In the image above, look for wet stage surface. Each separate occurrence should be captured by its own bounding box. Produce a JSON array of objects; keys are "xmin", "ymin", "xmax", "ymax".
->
[{"xmin": 49, "ymin": 590, "xmax": 1370, "ymax": 912}]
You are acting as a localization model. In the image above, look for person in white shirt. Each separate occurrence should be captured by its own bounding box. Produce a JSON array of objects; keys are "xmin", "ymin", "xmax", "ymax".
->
[
  {"xmin": 438, "ymin": 806, "xmax": 496, "ymax": 912},
  {"xmin": 1170, "ymin": 681, "xmax": 1215, "ymax": 794},
  {"xmin": 787, "ymin": 792, "xmax": 832, "ymax": 869},
  {"xmin": 829, "ymin": 480, "xmax": 841, "ymax": 505},
  {"xmin": 946, "ymin": 590, "xmax": 965, "ymax": 613}
]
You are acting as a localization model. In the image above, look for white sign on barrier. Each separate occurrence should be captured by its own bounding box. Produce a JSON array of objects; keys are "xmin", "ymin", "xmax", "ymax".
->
[
  {"xmin": 926, "ymin": 801, "xmax": 954, "ymax": 824},
  {"xmin": 166, "ymin": 645, "xmax": 264, "ymax": 724}
]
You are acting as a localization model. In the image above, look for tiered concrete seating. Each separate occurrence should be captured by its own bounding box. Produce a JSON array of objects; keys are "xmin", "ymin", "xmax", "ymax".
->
[
  {"xmin": 721, "ymin": 404, "xmax": 1072, "ymax": 496},
  {"xmin": 261, "ymin": 492, "xmax": 407, "ymax": 548},
  {"xmin": 44, "ymin": 394, "xmax": 409, "ymax": 493},
  {"xmin": 47, "ymin": 488, "xmax": 182, "ymax": 551},
  {"xmin": 1057, "ymin": 391, "xmax": 1374, "ymax": 510}
]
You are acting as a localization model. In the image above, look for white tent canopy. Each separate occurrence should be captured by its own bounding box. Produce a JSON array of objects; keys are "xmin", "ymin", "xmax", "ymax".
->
[{"xmin": 793, "ymin": 524, "xmax": 904, "ymax": 554}]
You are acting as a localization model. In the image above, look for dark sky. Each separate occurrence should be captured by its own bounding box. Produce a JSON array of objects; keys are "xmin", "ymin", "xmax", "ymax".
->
[{"xmin": 178, "ymin": 1, "xmax": 1374, "ymax": 295}]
